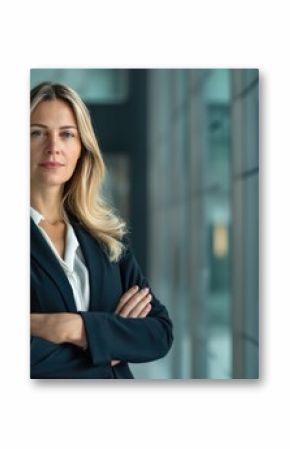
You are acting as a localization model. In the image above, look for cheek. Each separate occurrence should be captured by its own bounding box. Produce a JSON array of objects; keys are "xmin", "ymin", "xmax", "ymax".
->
[
  {"xmin": 73, "ymin": 143, "xmax": 82, "ymax": 161},
  {"xmin": 30, "ymin": 145, "xmax": 39, "ymax": 164},
  {"xmin": 67, "ymin": 146, "xmax": 81, "ymax": 169}
]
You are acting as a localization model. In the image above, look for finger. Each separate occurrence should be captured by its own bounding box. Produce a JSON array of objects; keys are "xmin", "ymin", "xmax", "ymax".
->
[
  {"xmin": 118, "ymin": 288, "xmax": 150, "ymax": 317},
  {"xmin": 136, "ymin": 302, "xmax": 152, "ymax": 318},
  {"xmin": 114, "ymin": 286, "xmax": 140, "ymax": 314},
  {"xmin": 111, "ymin": 360, "xmax": 121, "ymax": 366},
  {"xmin": 128, "ymin": 294, "xmax": 152, "ymax": 318},
  {"xmin": 119, "ymin": 289, "xmax": 150, "ymax": 317}
]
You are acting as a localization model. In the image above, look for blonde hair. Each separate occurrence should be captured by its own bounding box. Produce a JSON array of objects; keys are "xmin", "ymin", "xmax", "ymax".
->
[{"xmin": 30, "ymin": 82, "xmax": 130, "ymax": 263}]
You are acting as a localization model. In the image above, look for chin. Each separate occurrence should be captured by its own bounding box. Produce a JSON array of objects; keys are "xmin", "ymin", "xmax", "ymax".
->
[{"xmin": 36, "ymin": 176, "xmax": 67, "ymax": 187}]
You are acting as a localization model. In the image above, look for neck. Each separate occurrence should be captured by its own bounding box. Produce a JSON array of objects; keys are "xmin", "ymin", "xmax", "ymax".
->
[{"xmin": 30, "ymin": 185, "xmax": 65, "ymax": 224}]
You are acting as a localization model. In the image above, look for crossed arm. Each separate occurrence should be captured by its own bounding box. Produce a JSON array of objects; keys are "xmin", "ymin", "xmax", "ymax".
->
[
  {"xmin": 30, "ymin": 312, "xmax": 87, "ymax": 347},
  {"xmin": 31, "ymin": 246, "xmax": 174, "ymax": 378},
  {"xmin": 30, "ymin": 285, "xmax": 153, "ymax": 367}
]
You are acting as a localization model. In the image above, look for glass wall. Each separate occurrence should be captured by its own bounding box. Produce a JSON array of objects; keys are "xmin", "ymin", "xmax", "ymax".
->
[
  {"xmin": 146, "ymin": 68, "xmax": 258, "ymax": 379},
  {"xmin": 203, "ymin": 70, "xmax": 232, "ymax": 378},
  {"xmin": 31, "ymin": 69, "xmax": 129, "ymax": 103}
]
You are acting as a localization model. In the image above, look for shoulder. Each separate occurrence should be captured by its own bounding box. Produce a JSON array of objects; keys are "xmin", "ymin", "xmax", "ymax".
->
[{"xmin": 119, "ymin": 233, "xmax": 135, "ymax": 259}]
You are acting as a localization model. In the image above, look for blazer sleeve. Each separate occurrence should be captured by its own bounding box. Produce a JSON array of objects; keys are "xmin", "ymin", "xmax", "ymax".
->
[
  {"xmin": 78, "ymin": 240, "xmax": 174, "ymax": 366},
  {"xmin": 30, "ymin": 336, "xmax": 95, "ymax": 379},
  {"xmin": 30, "ymin": 287, "xmax": 100, "ymax": 379}
]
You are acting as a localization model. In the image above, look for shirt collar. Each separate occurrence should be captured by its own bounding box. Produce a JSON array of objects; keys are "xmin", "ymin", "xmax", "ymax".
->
[
  {"xmin": 30, "ymin": 206, "xmax": 69, "ymax": 225},
  {"xmin": 30, "ymin": 206, "xmax": 44, "ymax": 226},
  {"xmin": 30, "ymin": 206, "xmax": 80, "ymax": 272}
]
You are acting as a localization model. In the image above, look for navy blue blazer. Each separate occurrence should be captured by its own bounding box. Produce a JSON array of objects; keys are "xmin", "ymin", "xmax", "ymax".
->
[{"xmin": 30, "ymin": 212, "xmax": 174, "ymax": 379}]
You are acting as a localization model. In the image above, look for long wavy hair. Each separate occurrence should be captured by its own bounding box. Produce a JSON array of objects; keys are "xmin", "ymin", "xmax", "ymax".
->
[{"xmin": 30, "ymin": 82, "xmax": 130, "ymax": 263}]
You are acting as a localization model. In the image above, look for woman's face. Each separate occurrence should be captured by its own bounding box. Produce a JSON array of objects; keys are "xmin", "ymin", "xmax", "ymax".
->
[{"xmin": 30, "ymin": 99, "xmax": 82, "ymax": 190}]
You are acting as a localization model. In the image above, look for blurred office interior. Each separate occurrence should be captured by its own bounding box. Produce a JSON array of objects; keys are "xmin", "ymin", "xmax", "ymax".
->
[{"xmin": 31, "ymin": 68, "xmax": 259, "ymax": 379}]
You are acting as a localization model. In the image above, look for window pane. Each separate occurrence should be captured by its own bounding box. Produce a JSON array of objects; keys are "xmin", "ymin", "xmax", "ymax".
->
[{"xmin": 30, "ymin": 69, "xmax": 129, "ymax": 103}]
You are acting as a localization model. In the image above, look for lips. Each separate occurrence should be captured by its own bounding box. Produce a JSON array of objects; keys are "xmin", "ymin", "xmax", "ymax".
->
[{"xmin": 39, "ymin": 161, "xmax": 64, "ymax": 168}]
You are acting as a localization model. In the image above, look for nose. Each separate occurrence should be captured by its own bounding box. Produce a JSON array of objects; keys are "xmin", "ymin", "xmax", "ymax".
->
[{"xmin": 45, "ymin": 133, "xmax": 60, "ymax": 155}]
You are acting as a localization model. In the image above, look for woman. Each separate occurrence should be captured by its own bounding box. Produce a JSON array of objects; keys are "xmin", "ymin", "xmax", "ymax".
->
[{"xmin": 30, "ymin": 82, "xmax": 173, "ymax": 379}]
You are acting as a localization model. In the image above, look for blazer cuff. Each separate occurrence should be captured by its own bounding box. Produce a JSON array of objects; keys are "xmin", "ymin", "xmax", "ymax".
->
[{"xmin": 78, "ymin": 311, "xmax": 112, "ymax": 365}]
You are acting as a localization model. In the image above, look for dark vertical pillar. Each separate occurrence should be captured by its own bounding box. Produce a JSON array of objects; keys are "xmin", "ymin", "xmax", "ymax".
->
[{"xmin": 128, "ymin": 69, "xmax": 148, "ymax": 274}]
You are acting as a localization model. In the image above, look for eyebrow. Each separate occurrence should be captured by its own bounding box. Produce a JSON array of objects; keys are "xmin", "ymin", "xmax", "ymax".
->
[{"xmin": 30, "ymin": 124, "xmax": 78, "ymax": 129}]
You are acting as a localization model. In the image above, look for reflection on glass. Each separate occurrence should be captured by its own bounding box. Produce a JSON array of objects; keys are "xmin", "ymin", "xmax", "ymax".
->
[
  {"xmin": 102, "ymin": 153, "xmax": 130, "ymax": 225},
  {"xmin": 31, "ymin": 69, "xmax": 129, "ymax": 103},
  {"xmin": 204, "ymin": 69, "xmax": 232, "ymax": 378}
]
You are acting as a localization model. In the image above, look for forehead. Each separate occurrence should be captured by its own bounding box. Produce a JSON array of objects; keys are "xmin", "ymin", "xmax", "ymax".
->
[{"xmin": 31, "ymin": 99, "xmax": 77, "ymax": 126}]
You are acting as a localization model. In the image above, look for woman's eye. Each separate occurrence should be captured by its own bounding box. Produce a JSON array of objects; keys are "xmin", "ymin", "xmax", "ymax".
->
[
  {"xmin": 30, "ymin": 130, "xmax": 76, "ymax": 139},
  {"xmin": 31, "ymin": 129, "xmax": 43, "ymax": 137},
  {"xmin": 61, "ymin": 131, "xmax": 74, "ymax": 138}
]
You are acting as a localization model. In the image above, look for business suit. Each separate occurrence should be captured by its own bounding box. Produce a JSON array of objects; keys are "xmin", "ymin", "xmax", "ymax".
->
[{"xmin": 31, "ymin": 211, "xmax": 174, "ymax": 379}]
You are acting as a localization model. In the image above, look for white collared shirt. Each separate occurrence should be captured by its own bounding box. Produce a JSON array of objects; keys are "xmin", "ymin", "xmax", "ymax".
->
[{"xmin": 30, "ymin": 206, "xmax": 90, "ymax": 312}]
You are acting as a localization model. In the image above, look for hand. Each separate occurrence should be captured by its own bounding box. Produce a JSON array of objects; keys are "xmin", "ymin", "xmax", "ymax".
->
[
  {"xmin": 114, "ymin": 285, "xmax": 152, "ymax": 318},
  {"xmin": 30, "ymin": 313, "xmax": 87, "ymax": 349},
  {"xmin": 111, "ymin": 286, "xmax": 152, "ymax": 367}
]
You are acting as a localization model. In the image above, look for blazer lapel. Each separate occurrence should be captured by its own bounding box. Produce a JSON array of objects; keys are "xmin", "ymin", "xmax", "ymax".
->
[
  {"xmin": 65, "ymin": 212, "xmax": 105, "ymax": 312},
  {"xmin": 31, "ymin": 213, "xmax": 105, "ymax": 312},
  {"xmin": 30, "ymin": 217, "xmax": 77, "ymax": 312}
]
